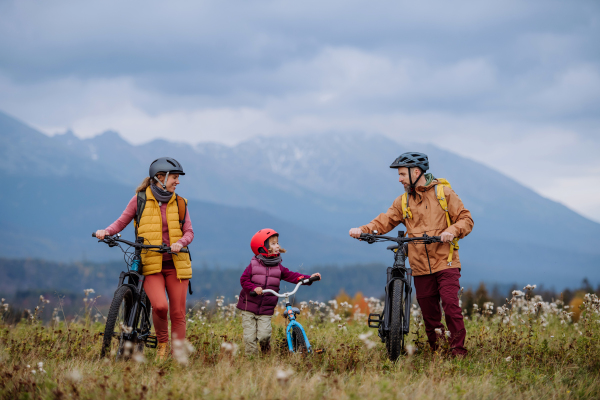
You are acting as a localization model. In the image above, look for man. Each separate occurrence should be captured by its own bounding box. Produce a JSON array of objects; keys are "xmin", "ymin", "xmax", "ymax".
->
[{"xmin": 349, "ymin": 152, "xmax": 473, "ymax": 356}]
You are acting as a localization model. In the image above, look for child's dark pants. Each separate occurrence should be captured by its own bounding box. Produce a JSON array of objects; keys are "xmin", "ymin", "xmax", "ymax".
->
[{"xmin": 413, "ymin": 268, "xmax": 467, "ymax": 356}]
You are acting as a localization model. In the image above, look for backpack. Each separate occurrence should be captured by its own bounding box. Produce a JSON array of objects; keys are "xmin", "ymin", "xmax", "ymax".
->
[{"xmin": 400, "ymin": 178, "xmax": 460, "ymax": 266}]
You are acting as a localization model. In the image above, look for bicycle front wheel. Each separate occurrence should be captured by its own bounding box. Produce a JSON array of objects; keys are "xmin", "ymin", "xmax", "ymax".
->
[
  {"xmin": 101, "ymin": 285, "xmax": 134, "ymax": 359},
  {"xmin": 136, "ymin": 290, "xmax": 152, "ymax": 354},
  {"xmin": 291, "ymin": 325, "xmax": 308, "ymax": 353},
  {"xmin": 386, "ymin": 279, "xmax": 405, "ymax": 361}
]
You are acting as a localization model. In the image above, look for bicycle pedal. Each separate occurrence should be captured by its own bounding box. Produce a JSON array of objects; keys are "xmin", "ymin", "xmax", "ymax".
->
[
  {"xmin": 368, "ymin": 313, "xmax": 383, "ymax": 328},
  {"xmin": 145, "ymin": 335, "xmax": 158, "ymax": 348}
]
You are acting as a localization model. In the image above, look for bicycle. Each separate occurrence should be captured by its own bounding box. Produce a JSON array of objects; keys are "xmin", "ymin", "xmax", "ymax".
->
[
  {"xmin": 355, "ymin": 231, "xmax": 441, "ymax": 361},
  {"xmin": 92, "ymin": 232, "xmax": 189, "ymax": 359},
  {"xmin": 250, "ymin": 275, "xmax": 321, "ymax": 353}
]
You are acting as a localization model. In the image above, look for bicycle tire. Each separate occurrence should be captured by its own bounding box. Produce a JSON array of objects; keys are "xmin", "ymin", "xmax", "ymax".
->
[
  {"xmin": 291, "ymin": 325, "xmax": 308, "ymax": 353},
  {"xmin": 386, "ymin": 279, "xmax": 405, "ymax": 361},
  {"xmin": 101, "ymin": 285, "xmax": 134, "ymax": 358},
  {"xmin": 136, "ymin": 290, "xmax": 152, "ymax": 353}
]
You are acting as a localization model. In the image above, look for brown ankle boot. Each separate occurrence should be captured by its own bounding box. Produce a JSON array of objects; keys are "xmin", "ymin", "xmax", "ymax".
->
[
  {"xmin": 260, "ymin": 341, "xmax": 271, "ymax": 354},
  {"xmin": 156, "ymin": 342, "xmax": 169, "ymax": 361}
]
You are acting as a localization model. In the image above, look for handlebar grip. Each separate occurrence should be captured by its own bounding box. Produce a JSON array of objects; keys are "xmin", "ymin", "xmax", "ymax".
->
[
  {"xmin": 178, "ymin": 249, "xmax": 189, "ymax": 253},
  {"xmin": 308, "ymin": 275, "xmax": 321, "ymax": 282},
  {"xmin": 359, "ymin": 233, "xmax": 368, "ymax": 238},
  {"xmin": 92, "ymin": 232, "xmax": 97, "ymax": 238},
  {"xmin": 249, "ymin": 291, "xmax": 258, "ymax": 297}
]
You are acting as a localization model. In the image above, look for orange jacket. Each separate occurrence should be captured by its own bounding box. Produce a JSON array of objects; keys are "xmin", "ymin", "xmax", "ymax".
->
[{"xmin": 360, "ymin": 180, "xmax": 474, "ymax": 276}]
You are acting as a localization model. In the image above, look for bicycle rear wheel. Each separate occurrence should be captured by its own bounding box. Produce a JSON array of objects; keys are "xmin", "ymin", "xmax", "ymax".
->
[
  {"xmin": 101, "ymin": 285, "xmax": 134, "ymax": 358},
  {"xmin": 291, "ymin": 325, "xmax": 308, "ymax": 353},
  {"xmin": 386, "ymin": 279, "xmax": 405, "ymax": 361}
]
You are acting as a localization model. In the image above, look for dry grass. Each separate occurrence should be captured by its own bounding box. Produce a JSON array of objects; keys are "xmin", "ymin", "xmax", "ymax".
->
[{"xmin": 0, "ymin": 290, "xmax": 599, "ymax": 400}]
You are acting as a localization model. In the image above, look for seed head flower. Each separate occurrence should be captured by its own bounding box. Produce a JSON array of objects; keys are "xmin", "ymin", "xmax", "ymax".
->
[
  {"xmin": 67, "ymin": 369, "xmax": 82, "ymax": 383},
  {"xmin": 276, "ymin": 369, "xmax": 294, "ymax": 386},
  {"xmin": 220, "ymin": 342, "xmax": 239, "ymax": 356}
]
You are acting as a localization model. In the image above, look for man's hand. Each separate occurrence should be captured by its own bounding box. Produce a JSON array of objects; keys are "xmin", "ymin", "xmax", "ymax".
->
[
  {"xmin": 171, "ymin": 242, "xmax": 183, "ymax": 253},
  {"xmin": 95, "ymin": 229, "xmax": 109, "ymax": 240},
  {"xmin": 310, "ymin": 273, "xmax": 321, "ymax": 280},
  {"xmin": 349, "ymin": 228, "xmax": 363, "ymax": 238},
  {"xmin": 254, "ymin": 287, "xmax": 263, "ymax": 295},
  {"xmin": 441, "ymin": 231, "xmax": 455, "ymax": 243}
]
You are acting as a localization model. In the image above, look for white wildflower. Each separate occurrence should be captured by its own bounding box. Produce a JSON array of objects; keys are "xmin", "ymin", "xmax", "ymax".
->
[
  {"xmin": 276, "ymin": 369, "xmax": 294, "ymax": 385},
  {"xmin": 221, "ymin": 342, "xmax": 239, "ymax": 356},
  {"xmin": 435, "ymin": 328, "xmax": 442, "ymax": 335},
  {"xmin": 505, "ymin": 356, "xmax": 512, "ymax": 362},
  {"xmin": 67, "ymin": 369, "xmax": 82, "ymax": 382},
  {"xmin": 406, "ymin": 345, "xmax": 416, "ymax": 356},
  {"xmin": 172, "ymin": 339, "xmax": 195, "ymax": 365}
]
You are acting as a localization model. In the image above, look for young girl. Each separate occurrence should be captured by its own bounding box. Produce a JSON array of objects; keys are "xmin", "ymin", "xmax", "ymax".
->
[{"xmin": 236, "ymin": 229, "xmax": 321, "ymax": 356}]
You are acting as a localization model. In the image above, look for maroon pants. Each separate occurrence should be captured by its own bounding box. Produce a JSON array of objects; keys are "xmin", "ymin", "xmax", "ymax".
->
[{"xmin": 413, "ymin": 268, "xmax": 467, "ymax": 356}]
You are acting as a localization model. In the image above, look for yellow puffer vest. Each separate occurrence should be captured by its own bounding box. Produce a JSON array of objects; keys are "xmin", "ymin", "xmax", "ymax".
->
[{"xmin": 135, "ymin": 187, "xmax": 192, "ymax": 280}]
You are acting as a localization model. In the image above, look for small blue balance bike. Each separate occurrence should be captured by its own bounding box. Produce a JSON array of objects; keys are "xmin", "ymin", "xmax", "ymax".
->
[{"xmin": 251, "ymin": 275, "xmax": 320, "ymax": 353}]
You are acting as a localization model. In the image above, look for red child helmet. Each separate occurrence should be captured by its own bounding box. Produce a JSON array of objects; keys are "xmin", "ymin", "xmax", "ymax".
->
[{"xmin": 250, "ymin": 228, "xmax": 279, "ymax": 256}]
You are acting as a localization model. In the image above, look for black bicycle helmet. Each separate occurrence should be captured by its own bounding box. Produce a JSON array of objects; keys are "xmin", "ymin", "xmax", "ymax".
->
[
  {"xmin": 389, "ymin": 152, "xmax": 429, "ymax": 172},
  {"xmin": 149, "ymin": 157, "xmax": 185, "ymax": 189}
]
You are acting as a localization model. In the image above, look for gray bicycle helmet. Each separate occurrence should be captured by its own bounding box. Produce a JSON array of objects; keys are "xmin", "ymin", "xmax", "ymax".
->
[
  {"xmin": 149, "ymin": 157, "xmax": 185, "ymax": 189},
  {"xmin": 389, "ymin": 152, "xmax": 429, "ymax": 172},
  {"xmin": 390, "ymin": 152, "xmax": 429, "ymax": 197}
]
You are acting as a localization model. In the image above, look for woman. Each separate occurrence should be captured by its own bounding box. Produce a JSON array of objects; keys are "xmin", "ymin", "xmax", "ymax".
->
[{"xmin": 95, "ymin": 157, "xmax": 194, "ymax": 360}]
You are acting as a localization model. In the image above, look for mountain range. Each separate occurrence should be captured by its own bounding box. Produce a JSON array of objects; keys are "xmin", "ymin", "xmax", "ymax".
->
[{"xmin": 1, "ymin": 110, "xmax": 598, "ymax": 288}]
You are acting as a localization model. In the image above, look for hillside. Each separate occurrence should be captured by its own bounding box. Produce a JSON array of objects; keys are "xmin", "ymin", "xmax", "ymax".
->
[{"xmin": 1, "ymin": 110, "xmax": 599, "ymax": 287}]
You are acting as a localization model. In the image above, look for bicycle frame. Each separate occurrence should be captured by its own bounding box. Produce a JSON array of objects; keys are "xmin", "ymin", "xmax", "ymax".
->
[
  {"xmin": 361, "ymin": 230, "xmax": 443, "ymax": 345},
  {"xmin": 259, "ymin": 278, "xmax": 316, "ymax": 353},
  {"xmin": 370, "ymin": 240, "xmax": 413, "ymax": 342}
]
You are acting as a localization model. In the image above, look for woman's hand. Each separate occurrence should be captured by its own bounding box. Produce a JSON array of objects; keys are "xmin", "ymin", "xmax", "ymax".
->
[
  {"xmin": 95, "ymin": 229, "xmax": 109, "ymax": 240},
  {"xmin": 254, "ymin": 287, "xmax": 263, "ymax": 295},
  {"xmin": 311, "ymin": 273, "xmax": 321, "ymax": 279},
  {"xmin": 171, "ymin": 242, "xmax": 183, "ymax": 253}
]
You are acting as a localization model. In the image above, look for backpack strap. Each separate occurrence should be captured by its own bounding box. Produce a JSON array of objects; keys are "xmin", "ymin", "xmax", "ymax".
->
[
  {"xmin": 134, "ymin": 191, "xmax": 147, "ymax": 238},
  {"xmin": 434, "ymin": 184, "xmax": 460, "ymax": 266},
  {"xmin": 175, "ymin": 194, "xmax": 187, "ymax": 228},
  {"xmin": 400, "ymin": 193, "xmax": 413, "ymax": 219},
  {"xmin": 174, "ymin": 194, "xmax": 192, "ymax": 262}
]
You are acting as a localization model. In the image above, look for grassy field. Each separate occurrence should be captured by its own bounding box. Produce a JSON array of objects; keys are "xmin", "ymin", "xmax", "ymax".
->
[{"xmin": 0, "ymin": 289, "xmax": 599, "ymax": 400}]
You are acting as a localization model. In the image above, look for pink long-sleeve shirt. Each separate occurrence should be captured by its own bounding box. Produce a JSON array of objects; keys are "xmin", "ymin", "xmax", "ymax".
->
[{"xmin": 105, "ymin": 195, "xmax": 194, "ymax": 262}]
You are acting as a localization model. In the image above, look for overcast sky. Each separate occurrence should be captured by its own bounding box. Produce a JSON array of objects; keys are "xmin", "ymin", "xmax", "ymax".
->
[{"xmin": 1, "ymin": 0, "xmax": 599, "ymax": 221}]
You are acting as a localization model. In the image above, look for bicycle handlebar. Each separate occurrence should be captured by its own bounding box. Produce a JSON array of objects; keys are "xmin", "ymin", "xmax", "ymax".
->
[
  {"xmin": 92, "ymin": 232, "xmax": 189, "ymax": 254},
  {"xmin": 358, "ymin": 232, "xmax": 441, "ymax": 245},
  {"xmin": 249, "ymin": 275, "xmax": 319, "ymax": 298}
]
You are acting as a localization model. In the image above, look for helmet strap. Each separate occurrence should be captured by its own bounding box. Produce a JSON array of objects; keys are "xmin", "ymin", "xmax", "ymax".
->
[
  {"xmin": 153, "ymin": 172, "xmax": 169, "ymax": 190},
  {"xmin": 408, "ymin": 168, "xmax": 424, "ymax": 198}
]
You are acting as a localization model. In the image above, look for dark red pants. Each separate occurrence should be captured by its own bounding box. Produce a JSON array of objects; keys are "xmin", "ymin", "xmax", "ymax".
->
[{"xmin": 413, "ymin": 268, "xmax": 467, "ymax": 356}]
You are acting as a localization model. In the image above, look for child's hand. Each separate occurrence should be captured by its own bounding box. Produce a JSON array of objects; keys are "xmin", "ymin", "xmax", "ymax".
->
[
  {"xmin": 311, "ymin": 273, "xmax": 321, "ymax": 280},
  {"xmin": 254, "ymin": 287, "xmax": 263, "ymax": 295}
]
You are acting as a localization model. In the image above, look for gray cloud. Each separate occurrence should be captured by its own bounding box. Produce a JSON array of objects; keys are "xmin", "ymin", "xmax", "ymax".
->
[{"xmin": 0, "ymin": 0, "xmax": 599, "ymax": 220}]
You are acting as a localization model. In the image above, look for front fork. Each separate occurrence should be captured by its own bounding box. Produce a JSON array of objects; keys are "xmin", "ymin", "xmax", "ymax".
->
[
  {"xmin": 368, "ymin": 245, "xmax": 413, "ymax": 342},
  {"xmin": 284, "ymin": 304, "xmax": 312, "ymax": 352}
]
